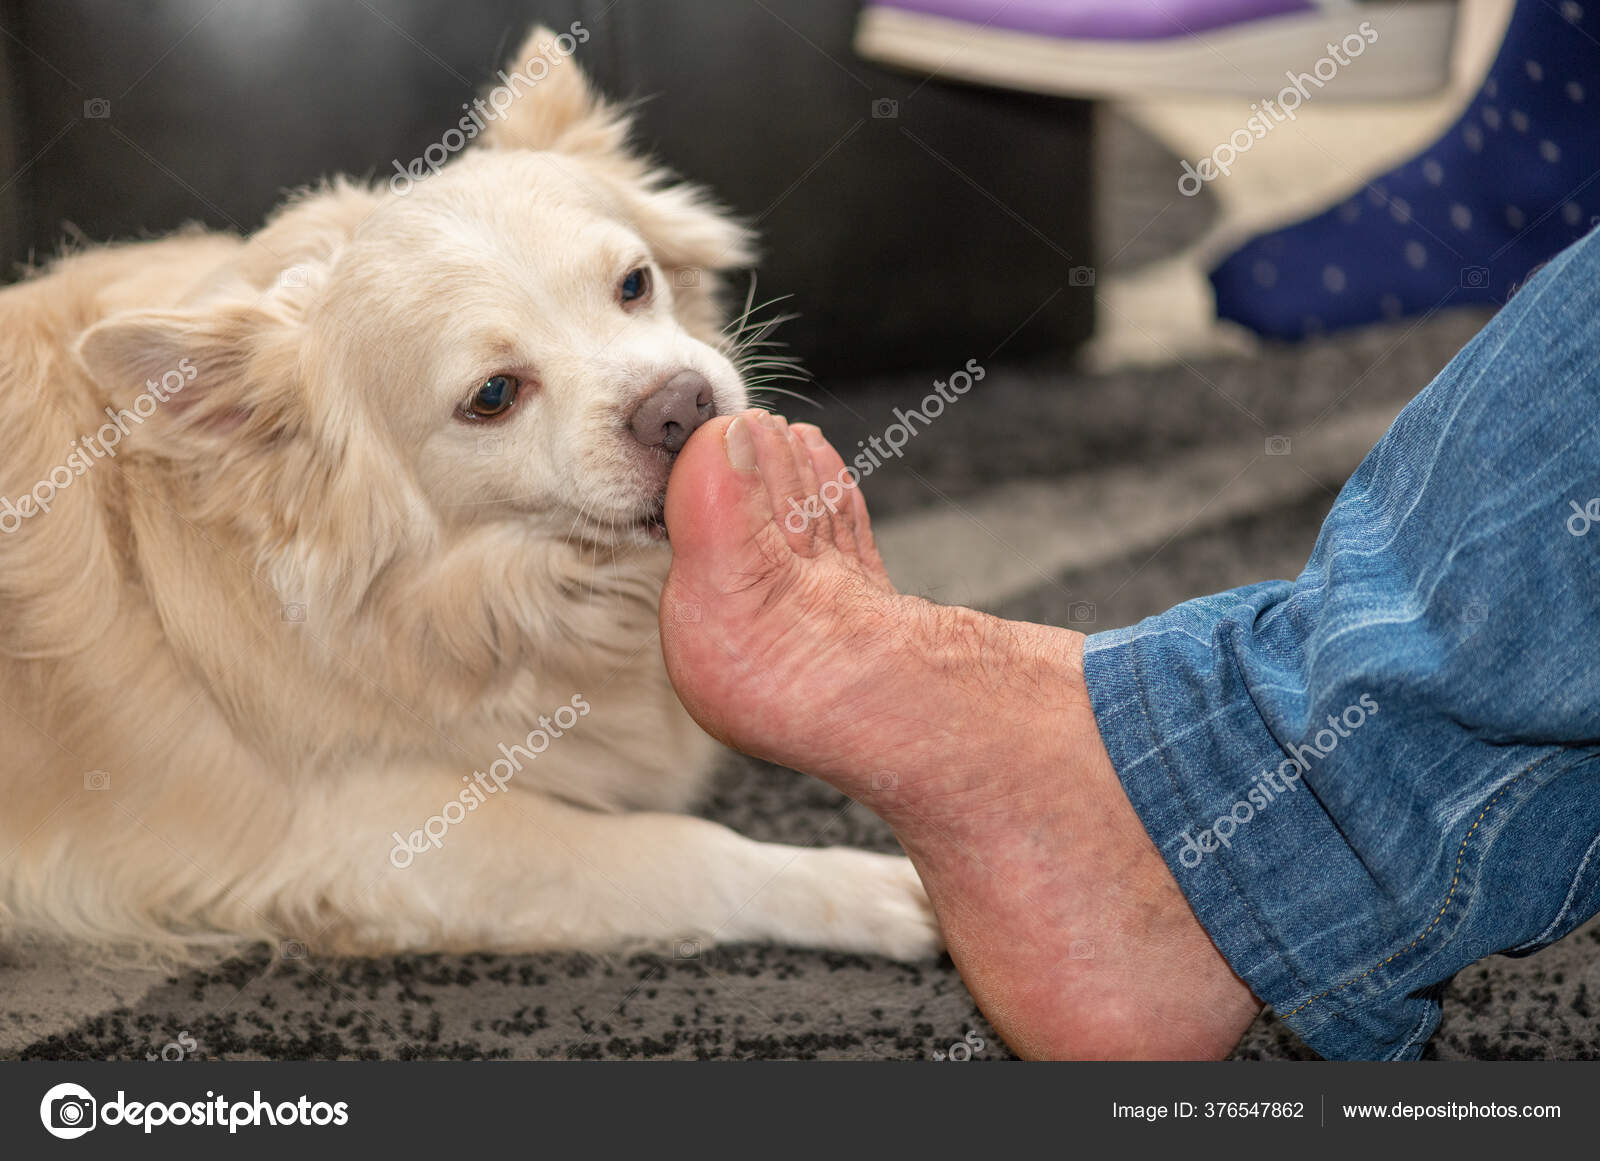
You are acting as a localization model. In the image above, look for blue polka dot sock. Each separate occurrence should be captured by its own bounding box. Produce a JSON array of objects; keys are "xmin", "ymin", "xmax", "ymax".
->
[{"xmin": 1211, "ymin": 0, "xmax": 1600, "ymax": 340}]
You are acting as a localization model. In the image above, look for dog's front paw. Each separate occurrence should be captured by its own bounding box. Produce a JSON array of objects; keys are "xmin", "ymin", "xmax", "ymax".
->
[
  {"xmin": 772, "ymin": 849, "xmax": 944, "ymax": 960},
  {"xmin": 856, "ymin": 852, "xmax": 945, "ymax": 961}
]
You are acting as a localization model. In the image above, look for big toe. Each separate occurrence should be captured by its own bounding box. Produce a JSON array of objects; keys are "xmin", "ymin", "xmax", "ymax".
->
[
  {"xmin": 662, "ymin": 411, "xmax": 773, "ymax": 577},
  {"xmin": 660, "ymin": 410, "xmax": 800, "ymax": 743},
  {"xmin": 666, "ymin": 407, "xmax": 864, "ymax": 593},
  {"xmin": 660, "ymin": 409, "xmax": 903, "ymax": 765}
]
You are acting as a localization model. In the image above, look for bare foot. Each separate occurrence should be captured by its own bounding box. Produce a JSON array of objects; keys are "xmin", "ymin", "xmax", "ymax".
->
[{"xmin": 660, "ymin": 410, "xmax": 1262, "ymax": 1059}]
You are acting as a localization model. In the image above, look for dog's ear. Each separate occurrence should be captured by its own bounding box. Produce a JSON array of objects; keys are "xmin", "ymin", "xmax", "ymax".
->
[
  {"xmin": 74, "ymin": 296, "xmax": 304, "ymax": 463},
  {"xmin": 625, "ymin": 180, "xmax": 756, "ymax": 277},
  {"xmin": 475, "ymin": 24, "xmax": 756, "ymax": 336},
  {"xmin": 475, "ymin": 25, "xmax": 625, "ymax": 156}
]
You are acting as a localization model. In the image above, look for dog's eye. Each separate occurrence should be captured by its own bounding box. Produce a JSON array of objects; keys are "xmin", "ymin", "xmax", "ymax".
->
[
  {"xmin": 461, "ymin": 374, "xmax": 519, "ymax": 420},
  {"xmin": 619, "ymin": 267, "xmax": 651, "ymax": 305}
]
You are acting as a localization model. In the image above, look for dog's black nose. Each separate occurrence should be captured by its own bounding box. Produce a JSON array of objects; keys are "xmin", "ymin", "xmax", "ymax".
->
[{"xmin": 630, "ymin": 369, "xmax": 714, "ymax": 453}]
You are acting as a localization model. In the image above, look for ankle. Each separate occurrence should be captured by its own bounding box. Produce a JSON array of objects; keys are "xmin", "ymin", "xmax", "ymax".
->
[{"xmin": 849, "ymin": 599, "xmax": 1093, "ymax": 821}]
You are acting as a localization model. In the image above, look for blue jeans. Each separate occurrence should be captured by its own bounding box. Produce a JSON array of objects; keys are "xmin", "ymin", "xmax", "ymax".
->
[{"xmin": 1084, "ymin": 226, "xmax": 1600, "ymax": 1060}]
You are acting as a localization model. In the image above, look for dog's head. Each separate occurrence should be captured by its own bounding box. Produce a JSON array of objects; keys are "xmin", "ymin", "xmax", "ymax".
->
[{"xmin": 76, "ymin": 28, "xmax": 755, "ymax": 577}]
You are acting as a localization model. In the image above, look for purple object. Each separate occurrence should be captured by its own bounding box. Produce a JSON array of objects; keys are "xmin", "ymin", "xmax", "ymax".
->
[{"xmin": 867, "ymin": 0, "xmax": 1316, "ymax": 41}]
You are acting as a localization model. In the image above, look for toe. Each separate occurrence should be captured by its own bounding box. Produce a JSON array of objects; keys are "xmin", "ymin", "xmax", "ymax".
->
[
  {"xmin": 847, "ymin": 484, "xmax": 891, "ymax": 586},
  {"xmin": 791, "ymin": 423, "xmax": 859, "ymax": 559},
  {"xmin": 791, "ymin": 424, "xmax": 892, "ymax": 589},
  {"xmin": 775, "ymin": 419, "xmax": 838, "ymax": 556},
  {"xmin": 663, "ymin": 411, "xmax": 789, "ymax": 582},
  {"xmin": 747, "ymin": 412, "xmax": 832, "ymax": 558}
]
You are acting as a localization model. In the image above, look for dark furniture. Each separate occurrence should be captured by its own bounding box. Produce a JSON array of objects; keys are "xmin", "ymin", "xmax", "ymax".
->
[{"xmin": 0, "ymin": 0, "xmax": 1094, "ymax": 377}]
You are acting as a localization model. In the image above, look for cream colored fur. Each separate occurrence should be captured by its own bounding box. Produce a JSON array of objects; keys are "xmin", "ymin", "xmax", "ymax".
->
[{"xmin": 0, "ymin": 31, "xmax": 937, "ymax": 962}]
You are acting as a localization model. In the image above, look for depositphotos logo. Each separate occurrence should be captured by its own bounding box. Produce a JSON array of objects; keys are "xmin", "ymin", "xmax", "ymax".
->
[
  {"xmin": 40, "ymin": 1083, "xmax": 96, "ymax": 1139},
  {"xmin": 39, "ymin": 1082, "xmax": 350, "ymax": 1137}
]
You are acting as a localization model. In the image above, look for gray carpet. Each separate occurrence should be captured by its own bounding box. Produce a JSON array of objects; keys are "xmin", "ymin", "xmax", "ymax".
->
[{"xmin": 7, "ymin": 112, "xmax": 1598, "ymax": 1062}]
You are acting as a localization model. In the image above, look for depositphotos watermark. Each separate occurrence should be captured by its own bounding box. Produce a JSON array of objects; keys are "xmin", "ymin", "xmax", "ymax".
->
[
  {"xmin": 145, "ymin": 1030, "xmax": 199, "ymax": 1062},
  {"xmin": 40, "ymin": 1082, "xmax": 348, "ymax": 1138},
  {"xmin": 929, "ymin": 1030, "xmax": 986, "ymax": 1061},
  {"xmin": 784, "ymin": 358, "xmax": 985, "ymax": 532},
  {"xmin": 1176, "ymin": 694, "xmax": 1379, "ymax": 868},
  {"xmin": 1565, "ymin": 497, "xmax": 1600, "ymax": 536},
  {"xmin": 388, "ymin": 22, "xmax": 590, "ymax": 195},
  {"xmin": 1178, "ymin": 20, "xmax": 1379, "ymax": 196},
  {"xmin": 388, "ymin": 694, "xmax": 591, "ymax": 867},
  {"xmin": 1, "ymin": 357, "xmax": 197, "ymax": 534}
]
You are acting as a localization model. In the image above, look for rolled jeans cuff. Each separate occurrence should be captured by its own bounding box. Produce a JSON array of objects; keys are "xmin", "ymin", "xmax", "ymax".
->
[{"xmin": 1082, "ymin": 591, "xmax": 1600, "ymax": 1061}]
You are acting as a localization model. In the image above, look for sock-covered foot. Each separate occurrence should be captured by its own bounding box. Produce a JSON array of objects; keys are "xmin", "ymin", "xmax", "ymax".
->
[
  {"xmin": 1212, "ymin": 0, "xmax": 1600, "ymax": 339},
  {"xmin": 660, "ymin": 411, "xmax": 1262, "ymax": 1058}
]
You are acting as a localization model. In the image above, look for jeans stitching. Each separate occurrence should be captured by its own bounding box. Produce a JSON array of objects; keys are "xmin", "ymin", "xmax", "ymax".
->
[
  {"xmin": 1385, "ymin": 1005, "xmax": 1439, "ymax": 1061},
  {"xmin": 1282, "ymin": 750, "xmax": 1560, "ymax": 1021}
]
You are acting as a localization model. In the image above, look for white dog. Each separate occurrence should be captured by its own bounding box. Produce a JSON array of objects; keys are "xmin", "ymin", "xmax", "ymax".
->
[{"xmin": 0, "ymin": 29, "xmax": 938, "ymax": 962}]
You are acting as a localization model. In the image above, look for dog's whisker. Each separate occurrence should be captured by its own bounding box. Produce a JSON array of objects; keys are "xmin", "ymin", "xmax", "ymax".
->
[
  {"xmin": 725, "ymin": 273, "xmax": 762, "ymax": 337},
  {"xmin": 735, "ymin": 344, "xmax": 804, "ymax": 360},
  {"xmin": 734, "ymin": 350, "xmax": 808, "ymax": 373},
  {"xmin": 720, "ymin": 283, "xmax": 796, "ymax": 337},
  {"xmin": 746, "ymin": 385, "xmax": 822, "ymax": 409},
  {"xmin": 729, "ymin": 311, "xmax": 801, "ymax": 341},
  {"xmin": 441, "ymin": 496, "xmax": 542, "ymax": 509},
  {"xmin": 560, "ymin": 504, "xmax": 585, "ymax": 550},
  {"xmin": 563, "ymin": 492, "xmax": 599, "ymax": 553},
  {"xmin": 737, "ymin": 359, "xmax": 809, "ymax": 376},
  {"xmin": 724, "ymin": 310, "xmax": 800, "ymax": 356},
  {"xmin": 743, "ymin": 353, "xmax": 806, "ymax": 362},
  {"xmin": 723, "ymin": 310, "xmax": 777, "ymax": 340},
  {"xmin": 742, "ymin": 371, "xmax": 815, "ymax": 385}
]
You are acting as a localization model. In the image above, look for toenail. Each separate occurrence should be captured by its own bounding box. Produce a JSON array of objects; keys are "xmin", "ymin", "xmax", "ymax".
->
[
  {"xmin": 795, "ymin": 424, "xmax": 827, "ymax": 449},
  {"xmin": 761, "ymin": 411, "xmax": 786, "ymax": 430},
  {"xmin": 725, "ymin": 416, "xmax": 759, "ymax": 471}
]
